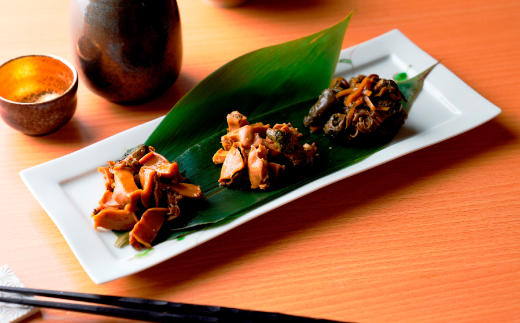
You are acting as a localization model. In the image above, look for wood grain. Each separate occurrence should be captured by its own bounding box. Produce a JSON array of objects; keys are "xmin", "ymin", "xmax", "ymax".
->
[{"xmin": 1, "ymin": 0, "xmax": 519, "ymax": 322}]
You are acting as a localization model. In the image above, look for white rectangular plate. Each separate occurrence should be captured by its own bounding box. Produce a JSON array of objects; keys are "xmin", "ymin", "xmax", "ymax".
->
[{"xmin": 20, "ymin": 30, "xmax": 501, "ymax": 284}]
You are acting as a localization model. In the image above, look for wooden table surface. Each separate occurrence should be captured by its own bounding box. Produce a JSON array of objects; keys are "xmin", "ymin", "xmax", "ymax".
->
[{"xmin": 1, "ymin": 0, "xmax": 519, "ymax": 322}]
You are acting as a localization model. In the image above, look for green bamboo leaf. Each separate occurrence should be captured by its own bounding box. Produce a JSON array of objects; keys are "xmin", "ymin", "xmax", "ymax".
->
[
  {"xmin": 142, "ymin": 14, "xmax": 437, "ymax": 243},
  {"xmin": 145, "ymin": 12, "xmax": 354, "ymax": 160},
  {"xmin": 339, "ymin": 58, "xmax": 353, "ymax": 64},
  {"xmin": 399, "ymin": 63, "xmax": 439, "ymax": 113},
  {"xmin": 134, "ymin": 248, "xmax": 154, "ymax": 259},
  {"xmin": 393, "ymin": 72, "xmax": 408, "ymax": 82},
  {"xmin": 113, "ymin": 231, "xmax": 129, "ymax": 248},
  {"xmin": 152, "ymin": 64, "xmax": 439, "ymax": 243}
]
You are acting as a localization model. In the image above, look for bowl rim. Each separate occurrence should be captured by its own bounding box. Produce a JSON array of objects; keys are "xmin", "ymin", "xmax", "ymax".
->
[{"xmin": 0, "ymin": 53, "xmax": 78, "ymax": 106}]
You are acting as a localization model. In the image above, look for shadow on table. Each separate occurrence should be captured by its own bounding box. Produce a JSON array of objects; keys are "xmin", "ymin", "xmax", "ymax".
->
[
  {"xmin": 108, "ymin": 72, "xmax": 200, "ymax": 114},
  {"xmin": 24, "ymin": 118, "xmax": 94, "ymax": 147},
  {"xmin": 123, "ymin": 115, "xmax": 517, "ymax": 296}
]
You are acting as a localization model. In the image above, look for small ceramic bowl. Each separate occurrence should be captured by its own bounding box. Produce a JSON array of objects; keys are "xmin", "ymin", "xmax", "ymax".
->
[{"xmin": 0, "ymin": 54, "xmax": 78, "ymax": 136}]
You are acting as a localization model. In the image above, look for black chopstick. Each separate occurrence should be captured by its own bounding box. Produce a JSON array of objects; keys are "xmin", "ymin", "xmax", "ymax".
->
[
  {"xmin": 0, "ymin": 286, "xmax": 348, "ymax": 323},
  {"xmin": 0, "ymin": 295, "xmax": 213, "ymax": 323}
]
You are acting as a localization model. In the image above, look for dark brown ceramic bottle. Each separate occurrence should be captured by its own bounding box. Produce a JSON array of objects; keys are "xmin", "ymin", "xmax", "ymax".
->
[{"xmin": 69, "ymin": 0, "xmax": 182, "ymax": 104}]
